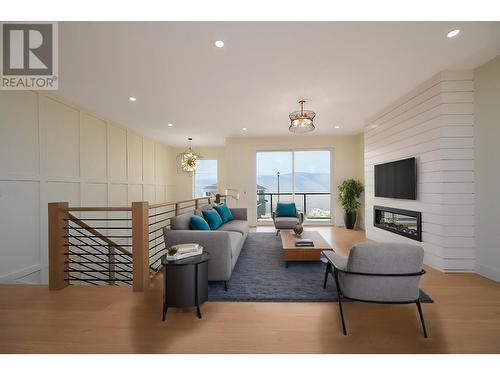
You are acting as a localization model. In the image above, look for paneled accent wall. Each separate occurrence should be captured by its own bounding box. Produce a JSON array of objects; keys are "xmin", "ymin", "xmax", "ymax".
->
[
  {"xmin": 364, "ymin": 71, "xmax": 475, "ymax": 271},
  {"xmin": 0, "ymin": 91, "xmax": 176, "ymax": 284}
]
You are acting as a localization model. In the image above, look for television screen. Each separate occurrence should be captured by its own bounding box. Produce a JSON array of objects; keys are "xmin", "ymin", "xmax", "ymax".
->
[{"xmin": 374, "ymin": 157, "xmax": 417, "ymax": 200}]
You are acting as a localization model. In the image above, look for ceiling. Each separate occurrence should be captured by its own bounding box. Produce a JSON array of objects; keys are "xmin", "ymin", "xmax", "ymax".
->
[{"xmin": 58, "ymin": 22, "xmax": 500, "ymax": 147}]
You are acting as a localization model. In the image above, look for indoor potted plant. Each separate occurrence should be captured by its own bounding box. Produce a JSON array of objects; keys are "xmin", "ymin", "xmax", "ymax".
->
[{"xmin": 338, "ymin": 178, "xmax": 364, "ymax": 229}]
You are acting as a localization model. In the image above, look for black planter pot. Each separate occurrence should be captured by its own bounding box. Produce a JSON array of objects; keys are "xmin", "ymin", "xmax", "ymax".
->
[{"xmin": 344, "ymin": 212, "xmax": 357, "ymax": 229}]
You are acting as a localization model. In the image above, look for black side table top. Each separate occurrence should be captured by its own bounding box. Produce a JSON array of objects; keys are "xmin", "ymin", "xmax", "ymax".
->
[{"xmin": 161, "ymin": 251, "xmax": 211, "ymax": 266}]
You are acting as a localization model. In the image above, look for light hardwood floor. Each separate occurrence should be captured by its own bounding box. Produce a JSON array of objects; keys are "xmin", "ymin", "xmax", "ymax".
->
[{"xmin": 0, "ymin": 227, "xmax": 499, "ymax": 354}]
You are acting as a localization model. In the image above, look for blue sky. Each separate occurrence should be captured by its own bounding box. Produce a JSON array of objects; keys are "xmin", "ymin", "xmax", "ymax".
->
[{"xmin": 256, "ymin": 150, "xmax": 330, "ymax": 175}]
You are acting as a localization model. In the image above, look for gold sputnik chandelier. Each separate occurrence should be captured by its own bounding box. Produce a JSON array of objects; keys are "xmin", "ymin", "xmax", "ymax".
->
[{"xmin": 176, "ymin": 137, "xmax": 202, "ymax": 174}]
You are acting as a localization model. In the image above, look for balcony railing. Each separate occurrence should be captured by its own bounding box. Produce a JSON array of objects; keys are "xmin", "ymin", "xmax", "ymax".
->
[{"xmin": 256, "ymin": 192, "xmax": 331, "ymax": 222}]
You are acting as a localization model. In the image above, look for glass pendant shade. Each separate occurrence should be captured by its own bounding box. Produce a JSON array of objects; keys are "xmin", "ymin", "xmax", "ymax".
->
[{"xmin": 289, "ymin": 100, "xmax": 316, "ymax": 133}]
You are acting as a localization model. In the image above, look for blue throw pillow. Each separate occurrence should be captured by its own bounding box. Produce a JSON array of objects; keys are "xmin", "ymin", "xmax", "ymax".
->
[
  {"xmin": 190, "ymin": 215, "xmax": 210, "ymax": 230},
  {"xmin": 214, "ymin": 203, "xmax": 234, "ymax": 223},
  {"xmin": 276, "ymin": 202, "xmax": 297, "ymax": 217},
  {"xmin": 202, "ymin": 209, "xmax": 223, "ymax": 230}
]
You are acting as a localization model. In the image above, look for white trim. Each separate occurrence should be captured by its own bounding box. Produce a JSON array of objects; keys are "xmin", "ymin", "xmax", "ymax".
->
[
  {"xmin": 476, "ymin": 263, "xmax": 500, "ymax": 283},
  {"xmin": 0, "ymin": 264, "xmax": 42, "ymax": 283}
]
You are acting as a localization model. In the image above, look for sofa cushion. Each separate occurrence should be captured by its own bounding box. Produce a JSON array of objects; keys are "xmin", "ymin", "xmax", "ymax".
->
[
  {"xmin": 190, "ymin": 215, "xmax": 210, "ymax": 230},
  {"xmin": 202, "ymin": 209, "xmax": 223, "ymax": 230},
  {"xmin": 170, "ymin": 212, "xmax": 192, "ymax": 230},
  {"xmin": 218, "ymin": 220, "xmax": 249, "ymax": 235},
  {"xmin": 214, "ymin": 203, "xmax": 234, "ymax": 223},
  {"xmin": 276, "ymin": 202, "xmax": 297, "ymax": 217}
]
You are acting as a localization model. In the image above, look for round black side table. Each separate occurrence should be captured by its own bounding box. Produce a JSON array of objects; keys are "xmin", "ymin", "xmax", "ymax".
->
[{"xmin": 161, "ymin": 252, "xmax": 211, "ymax": 321}]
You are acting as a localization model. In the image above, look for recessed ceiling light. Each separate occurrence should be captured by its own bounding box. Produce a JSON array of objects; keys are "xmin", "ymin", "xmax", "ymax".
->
[
  {"xmin": 167, "ymin": 123, "xmax": 173, "ymax": 127},
  {"xmin": 129, "ymin": 96, "xmax": 137, "ymax": 102},
  {"xmin": 215, "ymin": 40, "xmax": 224, "ymax": 48},
  {"xmin": 447, "ymin": 29, "xmax": 460, "ymax": 38},
  {"xmin": 242, "ymin": 128, "xmax": 247, "ymax": 131}
]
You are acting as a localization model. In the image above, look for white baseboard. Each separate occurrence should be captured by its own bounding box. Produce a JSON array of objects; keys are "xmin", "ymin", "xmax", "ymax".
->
[
  {"xmin": 476, "ymin": 263, "xmax": 500, "ymax": 283},
  {"xmin": 0, "ymin": 264, "xmax": 41, "ymax": 283}
]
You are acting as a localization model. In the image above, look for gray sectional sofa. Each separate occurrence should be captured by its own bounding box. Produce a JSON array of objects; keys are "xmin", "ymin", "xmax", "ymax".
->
[{"xmin": 162, "ymin": 204, "xmax": 248, "ymax": 285}]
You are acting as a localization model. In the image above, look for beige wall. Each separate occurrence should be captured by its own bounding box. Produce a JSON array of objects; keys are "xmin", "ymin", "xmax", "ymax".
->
[
  {"xmin": 364, "ymin": 71, "xmax": 475, "ymax": 272},
  {"xmin": 0, "ymin": 91, "xmax": 177, "ymax": 284},
  {"xmin": 474, "ymin": 55, "xmax": 500, "ymax": 282},
  {"xmin": 222, "ymin": 134, "xmax": 364, "ymax": 227}
]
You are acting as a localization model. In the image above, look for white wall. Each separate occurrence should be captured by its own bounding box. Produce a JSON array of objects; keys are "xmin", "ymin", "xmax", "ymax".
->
[
  {"xmin": 223, "ymin": 134, "xmax": 364, "ymax": 227},
  {"xmin": 0, "ymin": 91, "xmax": 177, "ymax": 284},
  {"xmin": 474, "ymin": 56, "xmax": 500, "ymax": 282},
  {"xmin": 364, "ymin": 71, "xmax": 475, "ymax": 272}
]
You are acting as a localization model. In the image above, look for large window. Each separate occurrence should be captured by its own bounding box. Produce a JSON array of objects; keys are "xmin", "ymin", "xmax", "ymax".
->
[
  {"xmin": 256, "ymin": 150, "xmax": 331, "ymax": 223},
  {"xmin": 194, "ymin": 160, "xmax": 218, "ymax": 198}
]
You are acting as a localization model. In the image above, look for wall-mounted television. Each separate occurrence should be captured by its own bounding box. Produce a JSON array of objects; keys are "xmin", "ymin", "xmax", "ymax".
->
[{"xmin": 374, "ymin": 157, "xmax": 417, "ymax": 200}]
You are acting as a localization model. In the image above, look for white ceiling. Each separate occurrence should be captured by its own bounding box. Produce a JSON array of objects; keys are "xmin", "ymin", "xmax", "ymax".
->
[{"xmin": 58, "ymin": 22, "xmax": 500, "ymax": 147}]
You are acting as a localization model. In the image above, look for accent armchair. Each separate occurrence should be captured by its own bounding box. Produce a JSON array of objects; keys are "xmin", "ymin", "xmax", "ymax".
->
[
  {"xmin": 272, "ymin": 202, "xmax": 304, "ymax": 235},
  {"xmin": 322, "ymin": 242, "xmax": 428, "ymax": 337}
]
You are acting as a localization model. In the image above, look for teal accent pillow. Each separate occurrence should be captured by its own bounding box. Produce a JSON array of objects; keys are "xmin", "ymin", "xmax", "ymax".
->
[
  {"xmin": 214, "ymin": 203, "xmax": 234, "ymax": 223},
  {"xmin": 202, "ymin": 209, "xmax": 223, "ymax": 230},
  {"xmin": 276, "ymin": 202, "xmax": 297, "ymax": 217},
  {"xmin": 190, "ymin": 215, "xmax": 210, "ymax": 230}
]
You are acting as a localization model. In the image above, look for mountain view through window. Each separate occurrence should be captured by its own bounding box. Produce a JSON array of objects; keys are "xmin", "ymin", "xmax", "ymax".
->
[{"xmin": 256, "ymin": 150, "xmax": 331, "ymax": 222}]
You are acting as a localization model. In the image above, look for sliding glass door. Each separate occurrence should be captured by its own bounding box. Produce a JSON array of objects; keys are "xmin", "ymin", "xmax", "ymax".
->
[
  {"xmin": 293, "ymin": 151, "xmax": 331, "ymax": 222},
  {"xmin": 256, "ymin": 150, "xmax": 331, "ymax": 224}
]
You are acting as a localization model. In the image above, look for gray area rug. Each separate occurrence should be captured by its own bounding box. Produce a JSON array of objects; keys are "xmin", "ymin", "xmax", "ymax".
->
[{"xmin": 208, "ymin": 232, "xmax": 433, "ymax": 303}]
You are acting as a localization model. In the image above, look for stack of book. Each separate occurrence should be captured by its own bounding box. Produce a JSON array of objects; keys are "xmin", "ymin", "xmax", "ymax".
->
[
  {"xmin": 166, "ymin": 243, "xmax": 203, "ymax": 261},
  {"xmin": 295, "ymin": 239, "xmax": 314, "ymax": 247}
]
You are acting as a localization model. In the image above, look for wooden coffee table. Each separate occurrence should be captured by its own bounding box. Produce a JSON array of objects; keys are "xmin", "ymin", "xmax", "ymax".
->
[{"xmin": 280, "ymin": 230, "xmax": 333, "ymax": 267}]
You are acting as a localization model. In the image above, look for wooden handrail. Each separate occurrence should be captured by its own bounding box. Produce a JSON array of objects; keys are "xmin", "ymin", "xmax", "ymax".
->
[
  {"xmin": 66, "ymin": 206, "xmax": 132, "ymax": 212},
  {"xmin": 67, "ymin": 214, "xmax": 131, "ymax": 256},
  {"xmin": 149, "ymin": 197, "xmax": 211, "ymax": 210}
]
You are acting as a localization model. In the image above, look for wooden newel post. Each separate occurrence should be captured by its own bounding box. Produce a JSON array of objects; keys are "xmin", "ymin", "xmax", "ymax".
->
[
  {"xmin": 132, "ymin": 201, "xmax": 149, "ymax": 292},
  {"xmin": 48, "ymin": 202, "xmax": 69, "ymax": 290}
]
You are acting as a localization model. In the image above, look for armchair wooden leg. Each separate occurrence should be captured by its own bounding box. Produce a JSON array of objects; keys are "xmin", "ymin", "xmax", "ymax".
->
[
  {"xmin": 415, "ymin": 300, "xmax": 428, "ymax": 338},
  {"xmin": 224, "ymin": 281, "xmax": 228, "ymax": 291},
  {"xmin": 276, "ymin": 229, "xmax": 280, "ymax": 236}
]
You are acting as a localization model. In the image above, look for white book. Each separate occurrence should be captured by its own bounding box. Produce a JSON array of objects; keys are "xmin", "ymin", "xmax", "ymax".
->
[
  {"xmin": 175, "ymin": 243, "xmax": 201, "ymax": 254},
  {"xmin": 166, "ymin": 246, "xmax": 203, "ymax": 261}
]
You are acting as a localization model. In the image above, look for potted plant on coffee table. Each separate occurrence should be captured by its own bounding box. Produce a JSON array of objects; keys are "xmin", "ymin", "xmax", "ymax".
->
[{"xmin": 338, "ymin": 178, "xmax": 364, "ymax": 229}]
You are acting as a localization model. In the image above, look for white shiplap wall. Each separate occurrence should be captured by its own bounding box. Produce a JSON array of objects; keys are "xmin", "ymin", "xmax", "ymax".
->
[
  {"xmin": 0, "ymin": 91, "xmax": 177, "ymax": 284},
  {"xmin": 364, "ymin": 71, "xmax": 475, "ymax": 271}
]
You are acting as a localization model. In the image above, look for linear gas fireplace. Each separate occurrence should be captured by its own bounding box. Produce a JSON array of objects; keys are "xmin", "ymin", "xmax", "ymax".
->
[{"xmin": 374, "ymin": 206, "xmax": 422, "ymax": 242}]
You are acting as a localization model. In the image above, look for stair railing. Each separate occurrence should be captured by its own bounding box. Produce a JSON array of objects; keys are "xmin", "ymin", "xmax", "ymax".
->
[{"xmin": 48, "ymin": 196, "xmax": 224, "ymax": 292}]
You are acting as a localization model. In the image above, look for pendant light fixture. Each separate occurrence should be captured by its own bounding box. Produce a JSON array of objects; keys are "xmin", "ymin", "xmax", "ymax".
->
[
  {"xmin": 176, "ymin": 137, "xmax": 202, "ymax": 174},
  {"xmin": 289, "ymin": 100, "xmax": 316, "ymax": 133}
]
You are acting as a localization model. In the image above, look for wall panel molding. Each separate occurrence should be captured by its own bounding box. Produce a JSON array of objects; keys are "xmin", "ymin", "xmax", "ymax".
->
[{"xmin": 0, "ymin": 91, "xmax": 176, "ymax": 284}]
